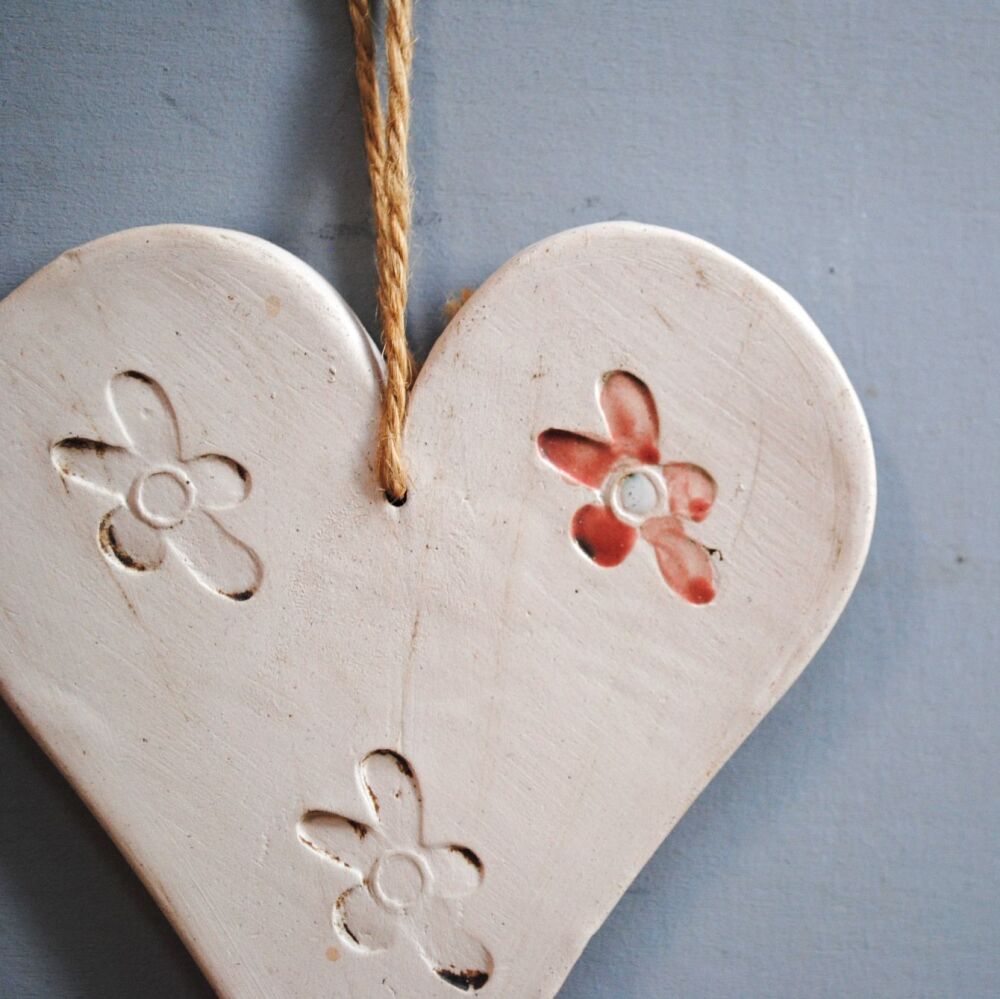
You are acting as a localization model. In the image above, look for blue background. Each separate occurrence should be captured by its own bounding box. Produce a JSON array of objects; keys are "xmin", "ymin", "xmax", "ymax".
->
[{"xmin": 1, "ymin": 2, "xmax": 997, "ymax": 996}]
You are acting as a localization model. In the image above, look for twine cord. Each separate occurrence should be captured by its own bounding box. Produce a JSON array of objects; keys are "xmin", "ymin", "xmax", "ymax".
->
[{"xmin": 348, "ymin": 0, "xmax": 414, "ymax": 504}]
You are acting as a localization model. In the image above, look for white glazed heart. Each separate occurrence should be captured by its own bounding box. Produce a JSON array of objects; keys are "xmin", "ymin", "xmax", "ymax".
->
[{"xmin": 0, "ymin": 223, "xmax": 875, "ymax": 997}]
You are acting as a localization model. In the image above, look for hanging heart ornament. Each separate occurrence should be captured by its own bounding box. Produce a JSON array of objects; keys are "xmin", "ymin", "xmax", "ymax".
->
[{"xmin": 0, "ymin": 222, "xmax": 875, "ymax": 997}]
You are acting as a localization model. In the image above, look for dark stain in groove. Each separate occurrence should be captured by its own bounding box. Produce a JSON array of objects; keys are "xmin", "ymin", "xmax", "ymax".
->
[
  {"xmin": 373, "ymin": 749, "xmax": 414, "ymax": 779},
  {"xmin": 202, "ymin": 453, "xmax": 249, "ymax": 484},
  {"xmin": 335, "ymin": 892, "xmax": 361, "ymax": 946},
  {"xmin": 99, "ymin": 512, "xmax": 150, "ymax": 571},
  {"xmin": 436, "ymin": 967, "xmax": 490, "ymax": 991},
  {"xmin": 58, "ymin": 436, "xmax": 109, "ymax": 455},
  {"xmin": 448, "ymin": 845, "xmax": 484, "ymax": 872}
]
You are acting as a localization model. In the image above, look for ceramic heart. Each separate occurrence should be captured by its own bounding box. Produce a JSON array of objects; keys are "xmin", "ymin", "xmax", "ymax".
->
[{"xmin": 0, "ymin": 223, "xmax": 875, "ymax": 997}]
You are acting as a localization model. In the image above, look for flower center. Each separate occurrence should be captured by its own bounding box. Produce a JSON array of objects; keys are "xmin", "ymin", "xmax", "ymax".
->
[
  {"xmin": 617, "ymin": 471, "xmax": 658, "ymax": 516},
  {"xmin": 372, "ymin": 850, "xmax": 426, "ymax": 911},
  {"xmin": 132, "ymin": 468, "xmax": 194, "ymax": 528},
  {"xmin": 608, "ymin": 466, "xmax": 667, "ymax": 526}
]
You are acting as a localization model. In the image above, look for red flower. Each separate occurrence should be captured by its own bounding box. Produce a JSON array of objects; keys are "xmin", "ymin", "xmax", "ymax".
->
[{"xmin": 537, "ymin": 371, "xmax": 718, "ymax": 605}]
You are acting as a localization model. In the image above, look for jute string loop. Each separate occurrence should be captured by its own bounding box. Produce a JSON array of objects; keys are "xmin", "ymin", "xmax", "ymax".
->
[{"xmin": 348, "ymin": 0, "xmax": 414, "ymax": 504}]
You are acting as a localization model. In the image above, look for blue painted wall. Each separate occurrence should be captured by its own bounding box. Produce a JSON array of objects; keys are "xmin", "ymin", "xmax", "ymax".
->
[{"xmin": 1, "ymin": 2, "xmax": 997, "ymax": 996}]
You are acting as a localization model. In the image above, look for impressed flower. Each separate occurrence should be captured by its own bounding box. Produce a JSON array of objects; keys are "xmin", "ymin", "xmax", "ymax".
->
[
  {"xmin": 50, "ymin": 370, "xmax": 260, "ymax": 600},
  {"xmin": 298, "ymin": 750, "xmax": 492, "ymax": 992},
  {"xmin": 538, "ymin": 370, "xmax": 718, "ymax": 605}
]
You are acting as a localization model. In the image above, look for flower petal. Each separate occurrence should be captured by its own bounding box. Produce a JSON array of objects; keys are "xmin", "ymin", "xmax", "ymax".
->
[
  {"xmin": 413, "ymin": 896, "xmax": 493, "ymax": 992},
  {"xmin": 360, "ymin": 750, "xmax": 422, "ymax": 846},
  {"xmin": 537, "ymin": 430, "xmax": 617, "ymax": 488},
  {"xmin": 572, "ymin": 504, "xmax": 637, "ymax": 567},
  {"xmin": 185, "ymin": 454, "xmax": 251, "ymax": 510},
  {"xmin": 663, "ymin": 462, "xmax": 717, "ymax": 522},
  {"xmin": 297, "ymin": 811, "xmax": 379, "ymax": 874},
  {"xmin": 600, "ymin": 371, "xmax": 660, "ymax": 463},
  {"xmin": 164, "ymin": 507, "xmax": 261, "ymax": 601},
  {"xmin": 51, "ymin": 438, "xmax": 141, "ymax": 498},
  {"xmin": 641, "ymin": 515, "xmax": 716, "ymax": 605},
  {"xmin": 98, "ymin": 506, "xmax": 165, "ymax": 572},
  {"xmin": 426, "ymin": 845, "xmax": 484, "ymax": 900},
  {"xmin": 108, "ymin": 371, "xmax": 180, "ymax": 462},
  {"xmin": 334, "ymin": 884, "xmax": 396, "ymax": 952}
]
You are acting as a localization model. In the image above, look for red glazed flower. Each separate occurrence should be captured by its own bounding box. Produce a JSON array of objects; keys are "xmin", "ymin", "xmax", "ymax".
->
[{"xmin": 537, "ymin": 371, "xmax": 718, "ymax": 605}]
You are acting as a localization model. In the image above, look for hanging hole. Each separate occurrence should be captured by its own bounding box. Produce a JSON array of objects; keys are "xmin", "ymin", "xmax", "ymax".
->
[{"xmin": 385, "ymin": 489, "xmax": 408, "ymax": 507}]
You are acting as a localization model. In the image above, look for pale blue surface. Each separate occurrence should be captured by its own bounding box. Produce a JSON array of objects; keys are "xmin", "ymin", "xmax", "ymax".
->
[{"xmin": 1, "ymin": 2, "xmax": 998, "ymax": 997}]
